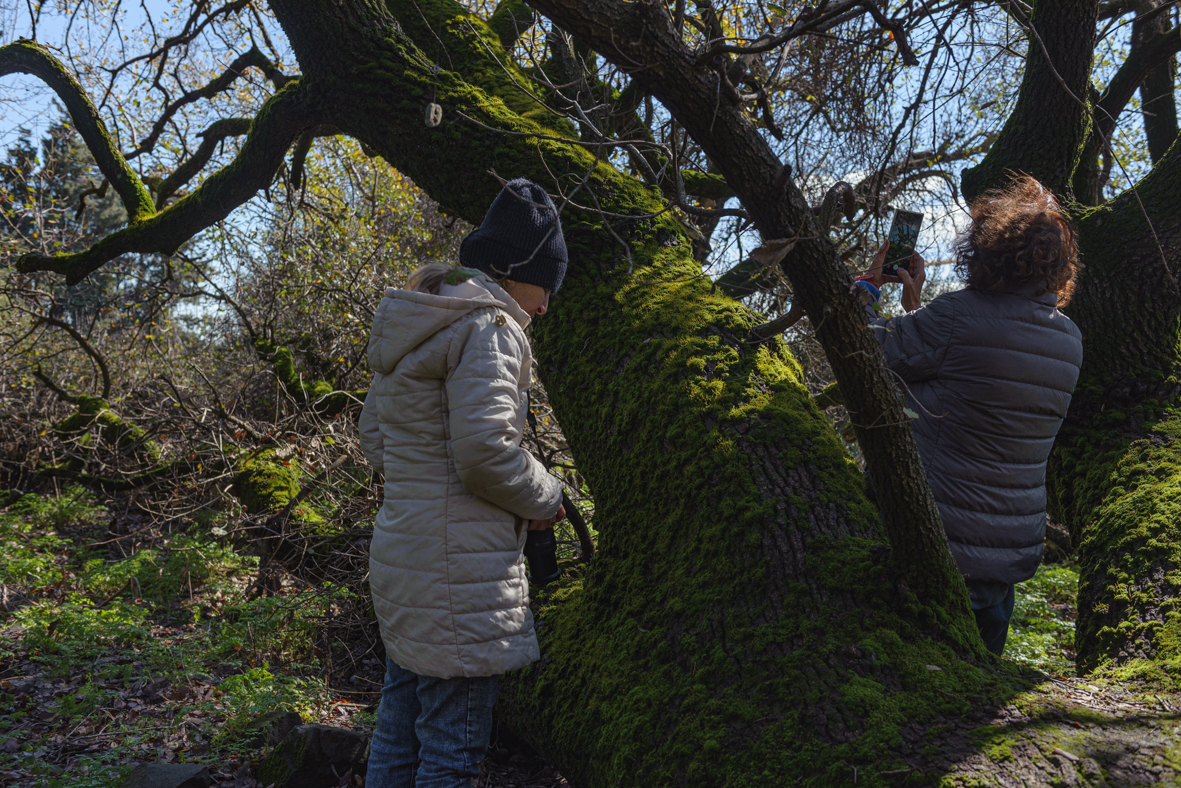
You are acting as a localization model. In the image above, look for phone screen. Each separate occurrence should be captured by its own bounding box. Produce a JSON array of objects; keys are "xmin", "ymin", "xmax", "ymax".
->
[{"xmin": 885, "ymin": 210, "xmax": 924, "ymax": 275}]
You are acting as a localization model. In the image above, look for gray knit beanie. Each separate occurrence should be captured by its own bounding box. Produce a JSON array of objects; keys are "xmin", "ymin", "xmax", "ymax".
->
[{"xmin": 459, "ymin": 178, "xmax": 568, "ymax": 293}]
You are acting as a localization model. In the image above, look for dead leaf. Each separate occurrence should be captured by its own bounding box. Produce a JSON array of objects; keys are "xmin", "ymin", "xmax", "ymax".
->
[{"xmin": 748, "ymin": 238, "xmax": 797, "ymax": 268}]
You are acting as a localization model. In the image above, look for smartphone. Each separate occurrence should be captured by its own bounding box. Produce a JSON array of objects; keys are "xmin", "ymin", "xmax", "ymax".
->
[{"xmin": 883, "ymin": 209, "xmax": 923, "ymax": 276}]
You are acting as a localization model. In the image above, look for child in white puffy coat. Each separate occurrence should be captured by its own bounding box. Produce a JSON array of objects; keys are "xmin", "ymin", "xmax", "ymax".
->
[{"xmin": 361, "ymin": 178, "xmax": 568, "ymax": 788}]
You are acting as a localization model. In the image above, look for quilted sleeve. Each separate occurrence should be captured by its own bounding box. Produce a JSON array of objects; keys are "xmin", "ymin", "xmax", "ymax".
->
[
  {"xmin": 445, "ymin": 312, "xmax": 564, "ymax": 520},
  {"xmin": 871, "ymin": 294, "xmax": 957, "ymax": 384},
  {"xmin": 358, "ymin": 385, "xmax": 384, "ymax": 471}
]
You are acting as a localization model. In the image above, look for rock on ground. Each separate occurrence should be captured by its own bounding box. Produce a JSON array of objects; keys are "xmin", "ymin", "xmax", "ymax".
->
[
  {"xmin": 256, "ymin": 723, "xmax": 368, "ymax": 788},
  {"xmin": 120, "ymin": 763, "xmax": 213, "ymax": 788}
]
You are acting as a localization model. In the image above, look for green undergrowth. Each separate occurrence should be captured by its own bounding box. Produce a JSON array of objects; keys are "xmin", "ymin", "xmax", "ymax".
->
[
  {"xmin": 1006, "ymin": 563, "xmax": 1079, "ymax": 676},
  {"xmin": 0, "ymin": 486, "xmax": 353, "ymax": 786}
]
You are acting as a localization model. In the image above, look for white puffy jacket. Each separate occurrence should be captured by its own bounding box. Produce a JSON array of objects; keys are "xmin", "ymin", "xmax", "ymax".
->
[{"xmin": 358, "ymin": 273, "xmax": 563, "ymax": 679}]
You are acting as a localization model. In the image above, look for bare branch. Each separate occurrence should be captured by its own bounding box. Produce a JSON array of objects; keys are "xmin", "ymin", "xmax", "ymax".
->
[
  {"xmin": 37, "ymin": 315, "xmax": 112, "ymax": 399},
  {"xmin": 694, "ymin": 0, "xmax": 919, "ymax": 67},
  {"xmin": 15, "ymin": 81, "xmax": 315, "ymax": 286},
  {"xmin": 154, "ymin": 117, "xmax": 253, "ymax": 208},
  {"xmin": 125, "ymin": 45, "xmax": 292, "ymax": 162}
]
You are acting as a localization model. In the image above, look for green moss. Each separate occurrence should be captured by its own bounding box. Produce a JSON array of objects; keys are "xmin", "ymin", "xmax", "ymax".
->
[
  {"xmin": 53, "ymin": 397, "xmax": 161, "ymax": 466},
  {"xmin": 325, "ymin": 2, "xmax": 1003, "ymax": 783},
  {"xmin": 388, "ymin": 0, "xmax": 572, "ymax": 133},
  {"xmin": 256, "ymin": 727, "xmax": 309, "ymax": 786},
  {"xmin": 497, "ymin": 171, "xmax": 996, "ymax": 786},
  {"xmin": 1050, "ymin": 417, "xmax": 1181, "ymax": 674},
  {"xmin": 233, "ymin": 450, "xmax": 302, "ymax": 514},
  {"xmin": 252, "ymin": 340, "xmax": 359, "ymax": 416},
  {"xmin": 486, "ymin": 0, "xmax": 534, "ymax": 48}
]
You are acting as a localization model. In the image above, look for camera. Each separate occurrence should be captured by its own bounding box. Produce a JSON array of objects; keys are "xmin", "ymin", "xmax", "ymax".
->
[{"xmin": 524, "ymin": 528, "xmax": 562, "ymax": 587}]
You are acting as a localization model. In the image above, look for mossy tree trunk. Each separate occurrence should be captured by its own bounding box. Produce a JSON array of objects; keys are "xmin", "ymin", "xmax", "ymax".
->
[
  {"xmin": 966, "ymin": 0, "xmax": 1181, "ymax": 672},
  {"xmin": 260, "ymin": 1, "xmax": 994, "ymax": 784},
  {"xmin": 1050, "ymin": 144, "xmax": 1181, "ymax": 672}
]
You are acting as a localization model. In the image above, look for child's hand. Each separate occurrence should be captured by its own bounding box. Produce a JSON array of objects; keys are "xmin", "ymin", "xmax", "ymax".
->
[{"xmin": 528, "ymin": 504, "xmax": 566, "ymax": 531}]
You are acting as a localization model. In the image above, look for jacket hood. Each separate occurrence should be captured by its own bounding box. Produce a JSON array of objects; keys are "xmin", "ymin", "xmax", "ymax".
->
[{"xmin": 367, "ymin": 273, "xmax": 530, "ymax": 375}]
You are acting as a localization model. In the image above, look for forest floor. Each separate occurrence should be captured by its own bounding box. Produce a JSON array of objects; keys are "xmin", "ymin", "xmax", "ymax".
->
[
  {"xmin": 0, "ymin": 486, "xmax": 565, "ymax": 787},
  {"xmin": 0, "ymin": 486, "xmax": 1177, "ymax": 787}
]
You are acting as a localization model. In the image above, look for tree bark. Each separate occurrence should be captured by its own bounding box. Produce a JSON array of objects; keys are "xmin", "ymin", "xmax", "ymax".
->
[
  {"xmin": 1135, "ymin": 3, "xmax": 1179, "ymax": 164},
  {"xmin": 529, "ymin": 0, "xmax": 972, "ymax": 612},
  {"xmin": 256, "ymin": 0, "xmax": 994, "ymax": 783},
  {"xmin": 38, "ymin": 0, "xmax": 1181, "ymax": 779},
  {"xmin": 962, "ymin": 0, "xmax": 1097, "ymax": 201},
  {"xmin": 955, "ymin": 0, "xmax": 1181, "ymax": 672},
  {"xmin": 1049, "ymin": 132, "xmax": 1181, "ymax": 671},
  {"xmin": 1072, "ymin": 7, "xmax": 1181, "ymax": 204}
]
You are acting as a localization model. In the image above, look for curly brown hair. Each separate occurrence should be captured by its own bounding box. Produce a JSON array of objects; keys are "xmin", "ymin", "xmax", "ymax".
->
[{"xmin": 954, "ymin": 175, "xmax": 1081, "ymax": 305}]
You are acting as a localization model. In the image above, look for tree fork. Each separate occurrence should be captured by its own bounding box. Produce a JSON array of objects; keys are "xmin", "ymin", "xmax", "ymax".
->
[
  {"xmin": 530, "ymin": 0, "xmax": 973, "ymax": 618},
  {"xmin": 257, "ymin": 0, "xmax": 1008, "ymax": 784},
  {"xmin": 962, "ymin": 0, "xmax": 1097, "ymax": 201},
  {"xmin": 13, "ymin": 81, "xmax": 318, "ymax": 285}
]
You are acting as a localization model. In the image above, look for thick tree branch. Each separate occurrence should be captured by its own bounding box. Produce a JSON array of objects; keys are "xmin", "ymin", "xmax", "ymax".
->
[
  {"xmin": 1129, "ymin": 4, "xmax": 1178, "ymax": 166},
  {"xmin": 289, "ymin": 125, "xmax": 341, "ymax": 191},
  {"xmin": 1074, "ymin": 19, "xmax": 1181, "ymax": 202},
  {"xmin": 15, "ymin": 81, "xmax": 315, "ymax": 286},
  {"xmin": 0, "ymin": 40, "xmax": 155, "ymax": 223},
  {"xmin": 1095, "ymin": 23, "xmax": 1181, "ymax": 145},
  {"xmin": 961, "ymin": 0, "xmax": 1097, "ymax": 200},
  {"xmin": 530, "ymin": 0, "xmax": 970, "ymax": 606},
  {"xmin": 487, "ymin": 0, "xmax": 537, "ymax": 48}
]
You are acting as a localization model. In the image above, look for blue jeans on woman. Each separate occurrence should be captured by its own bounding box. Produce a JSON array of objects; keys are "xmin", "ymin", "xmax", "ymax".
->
[
  {"xmin": 967, "ymin": 579, "xmax": 1016, "ymax": 655},
  {"xmin": 366, "ymin": 658, "xmax": 499, "ymax": 788}
]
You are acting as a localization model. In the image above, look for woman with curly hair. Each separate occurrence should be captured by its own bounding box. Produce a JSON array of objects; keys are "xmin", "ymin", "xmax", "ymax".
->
[{"xmin": 858, "ymin": 175, "xmax": 1084, "ymax": 655}]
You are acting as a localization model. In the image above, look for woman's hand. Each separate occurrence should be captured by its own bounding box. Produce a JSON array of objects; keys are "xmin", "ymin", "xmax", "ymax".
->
[
  {"xmin": 865, "ymin": 242, "xmax": 901, "ymax": 287},
  {"xmin": 898, "ymin": 253, "xmax": 926, "ymax": 313},
  {"xmin": 528, "ymin": 504, "xmax": 566, "ymax": 531},
  {"xmin": 865, "ymin": 242, "xmax": 926, "ymax": 312}
]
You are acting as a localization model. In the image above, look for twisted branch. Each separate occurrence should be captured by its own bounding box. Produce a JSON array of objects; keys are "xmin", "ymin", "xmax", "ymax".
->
[
  {"xmin": 126, "ymin": 45, "xmax": 291, "ymax": 162},
  {"xmin": 37, "ymin": 315, "xmax": 112, "ymax": 399},
  {"xmin": 0, "ymin": 40, "xmax": 154, "ymax": 223},
  {"xmin": 154, "ymin": 117, "xmax": 253, "ymax": 208},
  {"xmin": 694, "ymin": 0, "xmax": 918, "ymax": 67}
]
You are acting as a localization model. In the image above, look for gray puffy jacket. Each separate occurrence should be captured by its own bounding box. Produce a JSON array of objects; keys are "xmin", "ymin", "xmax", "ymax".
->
[{"xmin": 872, "ymin": 284, "xmax": 1082, "ymax": 585}]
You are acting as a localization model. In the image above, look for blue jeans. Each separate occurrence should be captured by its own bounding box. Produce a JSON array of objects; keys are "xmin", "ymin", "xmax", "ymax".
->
[
  {"xmin": 967, "ymin": 580, "xmax": 1015, "ymax": 656},
  {"xmin": 366, "ymin": 658, "xmax": 499, "ymax": 788}
]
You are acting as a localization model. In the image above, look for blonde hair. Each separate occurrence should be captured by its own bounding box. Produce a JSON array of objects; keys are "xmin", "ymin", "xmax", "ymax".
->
[
  {"xmin": 404, "ymin": 262, "xmax": 455, "ymax": 294},
  {"xmin": 405, "ymin": 263, "xmax": 505, "ymax": 294}
]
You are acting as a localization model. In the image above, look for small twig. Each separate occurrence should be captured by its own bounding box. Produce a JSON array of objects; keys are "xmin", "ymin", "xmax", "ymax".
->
[
  {"xmin": 749, "ymin": 302, "xmax": 805, "ymax": 340},
  {"xmin": 30, "ymin": 313, "xmax": 112, "ymax": 398}
]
